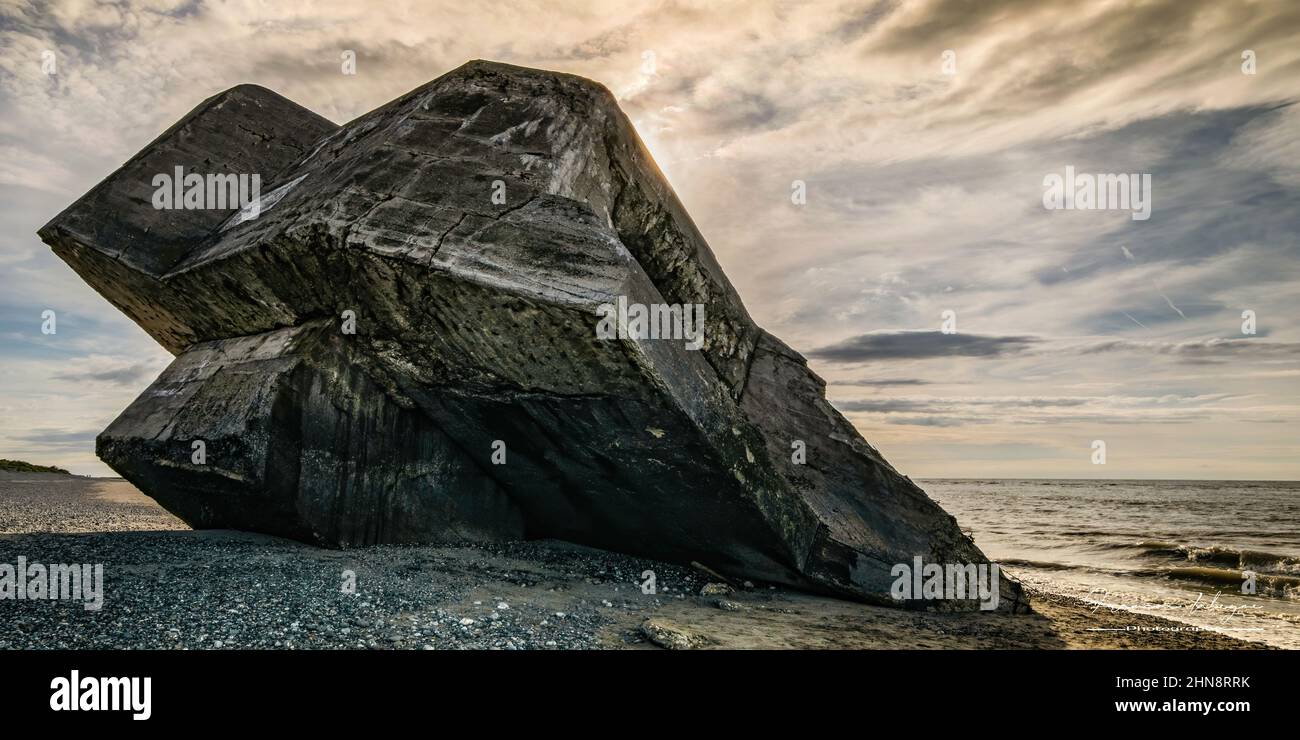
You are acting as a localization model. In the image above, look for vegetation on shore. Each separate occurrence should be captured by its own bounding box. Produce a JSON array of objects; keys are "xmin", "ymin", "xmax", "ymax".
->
[{"xmin": 0, "ymin": 459, "xmax": 70, "ymax": 474}]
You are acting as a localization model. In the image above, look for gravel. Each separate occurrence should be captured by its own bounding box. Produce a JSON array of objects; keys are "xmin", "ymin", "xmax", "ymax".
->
[
  {"xmin": 0, "ymin": 473, "xmax": 708, "ymax": 650},
  {"xmin": 0, "ymin": 528, "xmax": 707, "ymax": 650}
]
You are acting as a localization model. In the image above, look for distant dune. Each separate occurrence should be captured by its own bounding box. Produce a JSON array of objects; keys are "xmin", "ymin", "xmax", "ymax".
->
[{"xmin": 0, "ymin": 459, "xmax": 70, "ymax": 475}]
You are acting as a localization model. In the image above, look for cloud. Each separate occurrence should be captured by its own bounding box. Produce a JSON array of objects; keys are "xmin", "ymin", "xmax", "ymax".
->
[
  {"xmin": 808, "ymin": 331, "xmax": 1039, "ymax": 362},
  {"xmin": 1, "ymin": 0, "xmax": 1297, "ymax": 478},
  {"xmin": 884, "ymin": 416, "xmax": 967, "ymax": 427},
  {"xmin": 831, "ymin": 393, "xmax": 1263, "ymax": 427},
  {"xmin": 52, "ymin": 359, "xmax": 155, "ymax": 385},
  {"xmin": 1075, "ymin": 338, "xmax": 1300, "ymax": 360},
  {"xmin": 830, "ymin": 378, "xmax": 932, "ymax": 387},
  {"xmin": 837, "ymin": 396, "xmax": 1092, "ymax": 413},
  {"xmin": 12, "ymin": 428, "xmax": 99, "ymax": 447}
]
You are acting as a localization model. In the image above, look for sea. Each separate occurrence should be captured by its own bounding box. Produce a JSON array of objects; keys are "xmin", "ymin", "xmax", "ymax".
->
[{"xmin": 922, "ymin": 479, "xmax": 1300, "ymax": 649}]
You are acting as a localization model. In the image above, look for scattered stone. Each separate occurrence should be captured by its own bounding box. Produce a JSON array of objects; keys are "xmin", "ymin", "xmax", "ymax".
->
[
  {"xmin": 700, "ymin": 582, "xmax": 733, "ymax": 597},
  {"xmin": 640, "ymin": 618, "xmax": 707, "ymax": 650}
]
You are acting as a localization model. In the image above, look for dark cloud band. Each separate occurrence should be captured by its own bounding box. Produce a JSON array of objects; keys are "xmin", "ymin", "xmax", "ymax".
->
[{"xmin": 808, "ymin": 331, "xmax": 1039, "ymax": 362}]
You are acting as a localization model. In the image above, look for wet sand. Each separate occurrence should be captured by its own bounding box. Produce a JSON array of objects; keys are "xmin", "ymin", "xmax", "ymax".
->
[{"xmin": 0, "ymin": 472, "xmax": 1267, "ymax": 650}]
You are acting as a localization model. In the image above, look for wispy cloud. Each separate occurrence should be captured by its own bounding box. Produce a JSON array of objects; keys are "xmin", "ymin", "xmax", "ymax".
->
[
  {"xmin": 832, "ymin": 393, "xmax": 1271, "ymax": 428},
  {"xmin": 1074, "ymin": 338, "xmax": 1300, "ymax": 359}
]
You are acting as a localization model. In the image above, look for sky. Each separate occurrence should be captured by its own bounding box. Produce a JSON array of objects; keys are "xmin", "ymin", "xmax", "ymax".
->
[{"xmin": 0, "ymin": 0, "xmax": 1297, "ymax": 479}]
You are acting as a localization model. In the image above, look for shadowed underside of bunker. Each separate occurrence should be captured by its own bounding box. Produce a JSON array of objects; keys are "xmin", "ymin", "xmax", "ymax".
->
[{"xmin": 38, "ymin": 60, "xmax": 1026, "ymax": 612}]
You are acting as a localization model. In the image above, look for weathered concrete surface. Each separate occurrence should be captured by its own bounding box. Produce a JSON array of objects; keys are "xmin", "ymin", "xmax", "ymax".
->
[
  {"xmin": 97, "ymin": 322, "xmax": 520, "ymax": 546},
  {"xmin": 39, "ymin": 60, "xmax": 1026, "ymax": 611}
]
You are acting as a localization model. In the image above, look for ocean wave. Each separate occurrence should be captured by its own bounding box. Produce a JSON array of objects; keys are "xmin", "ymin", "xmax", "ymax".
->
[
  {"xmin": 997, "ymin": 558, "xmax": 1162, "ymax": 578},
  {"xmin": 1165, "ymin": 566, "xmax": 1300, "ymax": 599},
  {"xmin": 998, "ymin": 558, "xmax": 1078, "ymax": 571},
  {"xmin": 1134, "ymin": 541, "xmax": 1300, "ymax": 575}
]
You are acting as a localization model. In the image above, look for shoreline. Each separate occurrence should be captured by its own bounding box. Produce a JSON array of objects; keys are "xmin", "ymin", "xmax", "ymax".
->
[{"xmin": 0, "ymin": 474, "xmax": 1274, "ymax": 650}]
